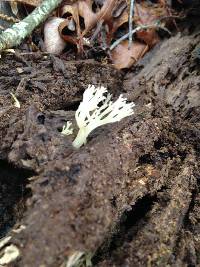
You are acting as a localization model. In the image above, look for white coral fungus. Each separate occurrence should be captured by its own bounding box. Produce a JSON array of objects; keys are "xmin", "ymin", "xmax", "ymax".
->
[
  {"xmin": 61, "ymin": 121, "xmax": 73, "ymax": 136},
  {"xmin": 0, "ymin": 244, "xmax": 20, "ymax": 265},
  {"xmin": 72, "ymin": 85, "xmax": 135, "ymax": 148}
]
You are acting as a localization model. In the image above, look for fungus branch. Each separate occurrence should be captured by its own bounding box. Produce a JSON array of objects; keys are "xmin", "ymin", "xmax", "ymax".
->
[
  {"xmin": 72, "ymin": 85, "xmax": 135, "ymax": 149},
  {"xmin": 61, "ymin": 121, "xmax": 73, "ymax": 136}
]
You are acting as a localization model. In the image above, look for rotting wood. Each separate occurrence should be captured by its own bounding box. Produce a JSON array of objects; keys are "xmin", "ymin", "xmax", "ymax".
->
[
  {"xmin": 11, "ymin": 115, "xmax": 177, "ymax": 267},
  {"xmin": 97, "ymin": 154, "xmax": 197, "ymax": 266}
]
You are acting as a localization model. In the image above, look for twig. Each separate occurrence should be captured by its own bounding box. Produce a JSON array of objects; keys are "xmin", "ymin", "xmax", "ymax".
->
[
  {"xmin": 90, "ymin": 20, "xmax": 104, "ymax": 42},
  {"xmin": 0, "ymin": 0, "xmax": 62, "ymax": 52},
  {"xmin": 128, "ymin": 0, "xmax": 134, "ymax": 48},
  {"xmin": 110, "ymin": 23, "xmax": 171, "ymax": 51}
]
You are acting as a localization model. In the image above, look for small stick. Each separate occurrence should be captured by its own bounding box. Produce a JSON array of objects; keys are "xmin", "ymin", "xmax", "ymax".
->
[
  {"xmin": 0, "ymin": 0, "xmax": 63, "ymax": 52},
  {"xmin": 128, "ymin": 0, "xmax": 135, "ymax": 48},
  {"xmin": 90, "ymin": 20, "xmax": 103, "ymax": 42},
  {"xmin": 110, "ymin": 23, "xmax": 171, "ymax": 51}
]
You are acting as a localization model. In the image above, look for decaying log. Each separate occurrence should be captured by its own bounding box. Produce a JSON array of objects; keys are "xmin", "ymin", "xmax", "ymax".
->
[
  {"xmin": 98, "ymin": 155, "xmax": 197, "ymax": 266},
  {"xmin": 11, "ymin": 113, "xmax": 177, "ymax": 267}
]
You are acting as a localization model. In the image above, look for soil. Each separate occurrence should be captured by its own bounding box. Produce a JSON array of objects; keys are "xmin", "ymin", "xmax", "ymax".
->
[{"xmin": 0, "ymin": 3, "xmax": 200, "ymax": 267}]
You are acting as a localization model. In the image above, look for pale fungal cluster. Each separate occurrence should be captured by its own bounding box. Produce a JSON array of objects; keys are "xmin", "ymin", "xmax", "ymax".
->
[
  {"xmin": 61, "ymin": 121, "xmax": 73, "ymax": 136},
  {"xmin": 10, "ymin": 92, "xmax": 20, "ymax": 108},
  {"xmin": 62, "ymin": 85, "xmax": 135, "ymax": 148},
  {"xmin": 0, "ymin": 236, "xmax": 20, "ymax": 265}
]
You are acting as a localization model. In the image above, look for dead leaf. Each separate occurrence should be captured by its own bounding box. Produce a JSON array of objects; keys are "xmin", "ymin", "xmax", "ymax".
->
[
  {"xmin": 134, "ymin": 2, "xmax": 168, "ymax": 46},
  {"xmin": 95, "ymin": 0, "xmax": 117, "ymax": 25},
  {"xmin": 44, "ymin": 17, "xmax": 66, "ymax": 55},
  {"xmin": 112, "ymin": 1, "xmax": 127, "ymax": 18},
  {"xmin": 41, "ymin": 0, "xmax": 172, "ymax": 69},
  {"xmin": 59, "ymin": 19, "xmax": 78, "ymax": 46},
  {"xmin": 134, "ymin": 2, "xmax": 168, "ymax": 25},
  {"xmin": 137, "ymin": 28, "xmax": 160, "ymax": 47},
  {"xmin": 59, "ymin": 0, "xmax": 119, "ymax": 51},
  {"xmin": 111, "ymin": 40, "xmax": 148, "ymax": 69},
  {"xmin": 112, "ymin": 8, "xmax": 128, "ymax": 35},
  {"xmin": 78, "ymin": 0, "xmax": 119, "ymax": 36},
  {"xmin": 60, "ymin": 1, "xmax": 80, "ymax": 32},
  {"xmin": 78, "ymin": 0, "xmax": 97, "ymax": 33}
]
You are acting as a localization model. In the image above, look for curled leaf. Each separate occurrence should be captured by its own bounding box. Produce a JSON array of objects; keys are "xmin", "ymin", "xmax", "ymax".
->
[
  {"xmin": 111, "ymin": 40, "xmax": 148, "ymax": 69},
  {"xmin": 134, "ymin": 2, "xmax": 168, "ymax": 46},
  {"xmin": 112, "ymin": 1, "xmax": 127, "ymax": 18},
  {"xmin": 60, "ymin": 2, "xmax": 80, "ymax": 35},
  {"xmin": 111, "ymin": 8, "xmax": 128, "ymax": 36},
  {"xmin": 44, "ymin": 17, "xmax": 66, "ymax": 55},
  {"xmin": 78, "ymin": 0, "xmax": 98, "ymax": 34},
  {"xmin": 137, "ymin": 28, "xmax": 160, "ymax": 47},
  {"xmin": 59, "ymin": 19, "xmax": 78, "ymax": 46}
]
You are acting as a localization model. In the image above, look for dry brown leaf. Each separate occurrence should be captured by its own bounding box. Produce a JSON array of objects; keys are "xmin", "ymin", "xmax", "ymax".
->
[
  {"xmin": 79, "ymin": 0, "xmax": 118, "ymax": 36},
  {"xmin": 41, "ymin": 0, "xmax": 169, "ymax": 70},
  {"xmin": 134, "ymin": 2, "xmax": 168, "ymax": 25},
  {"xmin": 59, "ymin": 0, "xmax": 121, "ymax": 51},
  {"xmin": 78, "ymin": 0, "xmax": 121, "ymax": 36},
  {"xmin": 112, "ymin": 0, "xmax": 127, "ymax": 18},
  {"xmin": 60, "ymin": 3, "xmax": 77, "ymax": 18},
  {"xmin": 58, "ymin": 19, "xmax": 78, "ymax": 46},
  {"xmin": 137, "ymin": 28, "xmax": 160, "ymax": 47},
  {"xmin": 96, "ymin": 0, "xmax": 116, "ymax": 24},
  {"xmin": 112, "ymin": 8, "xmax": 128, "ymax": 35},
  {"xmin": 134, "ymin": 2, "xmax": 168, "ymax": 46},
  {"xmin": 78, "ymin": 0, "xmax": 97, "ymax": 33},
  {"xmin": 60, "ymin": 3, "xmax": 81, "ymax": 35},
  {"xmin": 111, "ymin": 40, "xmax": 148, "ymax": 69}
]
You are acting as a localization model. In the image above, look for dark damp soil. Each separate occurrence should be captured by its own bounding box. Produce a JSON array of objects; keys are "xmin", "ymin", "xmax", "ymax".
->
[{"xmin": 0, "ymin": 7, "xmax": 200, "ymax": 267}]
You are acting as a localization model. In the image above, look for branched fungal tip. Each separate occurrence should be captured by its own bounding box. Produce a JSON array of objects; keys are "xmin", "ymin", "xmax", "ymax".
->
[
  {"xmin": 72, "ymin": 84, "xmax": 135, "ymax": 148},
  {"xmin": 61, "ymin": 121, "xmax": 73, "ymax": 136}
]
